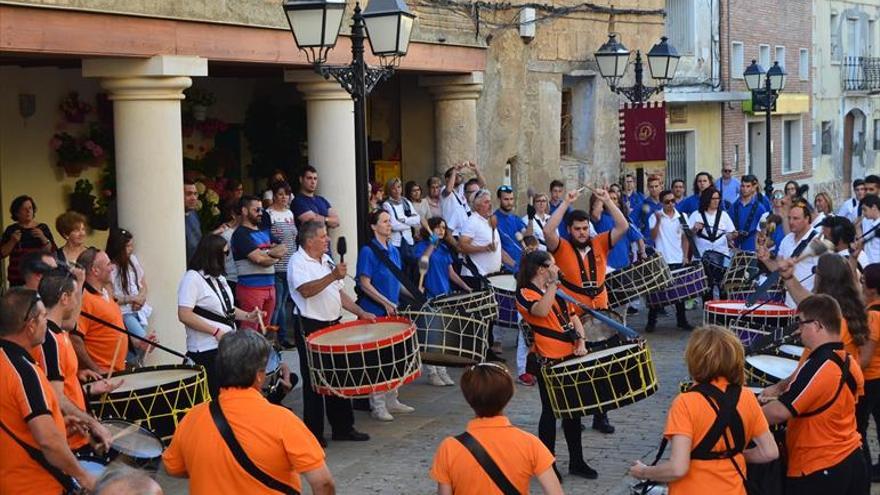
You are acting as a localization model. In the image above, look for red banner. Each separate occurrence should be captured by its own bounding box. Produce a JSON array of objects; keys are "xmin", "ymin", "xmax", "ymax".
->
[{"xmin": 619, "ymin": 102, "xmax": 667, "ymax": 163}]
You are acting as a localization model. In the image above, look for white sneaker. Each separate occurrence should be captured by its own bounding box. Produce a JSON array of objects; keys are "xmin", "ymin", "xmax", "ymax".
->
[
  {"xmin": 371, "ymin": 406, "xmax": 394, "ymax": 422},
  {"xmin": 387, "ymin": 400, "xmax": 415, "ymax": 414},
  {"xmin": 428, "ymin": 372, "xmax": 446, "ymax": 387},
  {"xmin": 437, "ymin": 367, "xmax": 455, "ymax": 386}
]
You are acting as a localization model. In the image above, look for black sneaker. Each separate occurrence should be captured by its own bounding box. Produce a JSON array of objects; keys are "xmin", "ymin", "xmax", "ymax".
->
[
  {"xmin": 332, "ymin": 428, "xmax": 370, "ymax": 442},
  {"xmin": 592, "ymin": 415, "xmax": 615, "ymax": 434},
  {"xmin": 486, "ymin": 350, "xmax": 507, "ymax": 363},
  {"xmin": 279, "ymin": 339, "xmax": 297, "ymax": 350},
  {"xmin": 569, "ymin": 462, "xmax": 598, "ymax": 479},
  {"xmin": 626, "ymin": 307, "xmax": 638, "ymax": 316}
]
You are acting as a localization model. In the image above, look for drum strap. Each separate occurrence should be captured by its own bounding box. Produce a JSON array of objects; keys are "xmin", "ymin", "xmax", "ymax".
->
[
  {"xmin": 798, "ymin": 351, "xmax": 856, "ymax": 418},
  {"xmin": 529, "ymin": 323, "xmax": 577, "ymax": 343},
  {"xmin": 688, "ymin": 384, "xmax": 747, "ymax": 460},
  {"xmin": 209, "ymin": 401, "xmax": 300, "ymax": 495},
  {"xmin": 733, "ymin": 199, "xmax": 759, "ymax": 238},
  {"xmin": 790, "ymin": 230, "xmax": 817, "ymax": 259},
  {"xmin": 677, "ymin": 212, "xmax": 699, "ymax": 258},
  {"xmin": 454, "ymin": 431, "xmax": 522, "ymax": 495},
  {"xmin": 0, "ymin": 419, "xmax": 79, "ymax": 493},
  {"xmin": 366, "ymin": 241, "xmax": 427, "ymax": 307},
  {"xmin": 697, "ymin": 210, "xmax": 724, "ymax": 242},
  {"xmin": 560, "ymin": 242, "xmax": 605, "ymax": 297}
]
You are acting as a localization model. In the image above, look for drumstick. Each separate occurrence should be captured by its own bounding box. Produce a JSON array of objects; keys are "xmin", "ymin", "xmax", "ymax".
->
[
  {"xmin": 109, "ymin": 422, "xmax": 141, "ymax": 442},
  {"xmin": 106, "ymin": 337, "xmax": 123, "ymax": 381},
  {"xmin": 255, "ymin": 307, "xmax": 266, "ymax": 335}
]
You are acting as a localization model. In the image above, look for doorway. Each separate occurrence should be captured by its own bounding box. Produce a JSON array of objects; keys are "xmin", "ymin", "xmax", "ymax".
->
[{"xmin": 747, "ymin": 121, "xmax": 767, "ymax": 180}]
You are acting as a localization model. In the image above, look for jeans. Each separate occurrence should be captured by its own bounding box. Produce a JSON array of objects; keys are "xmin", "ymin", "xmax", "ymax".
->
[
  {"xmin": 122, "ymin": 312, "xmax": 147, "ymax": 365},
  {"xmin": 272, "ymin": 272, "xmax": 291, "ymax": 341}
]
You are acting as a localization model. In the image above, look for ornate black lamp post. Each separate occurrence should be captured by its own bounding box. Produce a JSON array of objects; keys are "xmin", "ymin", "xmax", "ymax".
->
[
  {"xmin": 594, "ymin": 34, "xmax": 680, "ymax": 104},
  {"xmin": 743, "ymin": 60, "xmax": 786, "ymax": 197},
  {"xmin": 283, "ymin": 0, "xmax": 415, "ymax": 246}
]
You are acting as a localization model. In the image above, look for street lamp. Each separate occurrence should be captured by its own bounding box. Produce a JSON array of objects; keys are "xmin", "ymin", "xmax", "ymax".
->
[
  {"xmin": 594, "ymin": 34, "xmax": 680, "ymax": 104},
  {"xmin": 743, "ymin": 60, "xmax": 786, "ymax": 198},
  {"xmin": 283, "ymin": 0, "xmax": 415, "ymax": 246}
]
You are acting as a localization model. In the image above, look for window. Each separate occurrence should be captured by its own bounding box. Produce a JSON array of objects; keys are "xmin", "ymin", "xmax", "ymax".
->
[
  {"xmin": 666, "ymin": 0, "xmax": 694, "ymax": 55},
  {"xmin": 731, "ymin": 42, "xmax": 744, "ymax": 78},
  {"xmin": 874, "ymin": 119, "xmax": 880, "ymax": 151},
  {"xmin": 666, "ymin": 132, "xmax": 694, "ymax": 182},
  {"xmin": 759, "ymin": 44, "xmax": 771, "ymax": 68},
  {"xmin": 783, "ymin": 118, "xmax": 803, "ymax": 173},
  {"xmin": 775, "ymin": 46, "xmax": 786, "ymax": 70},
  {"xmin": 831, "ymin": 13, "xmax": 842, "ymax": 62},
  {"xmin": 821, "ymin": 121, "xmax": 832, "ymax": 155},
  {"xmin": 799, "ymin": 48, "xmax": 809, "ymax": 80},
  {"xmin": 560, "ymin": 88, "xmax": 572, "ymax": 156},
  {"xmin": 870, "ymin": 20, "xmax": 876, "ymax": 56}
]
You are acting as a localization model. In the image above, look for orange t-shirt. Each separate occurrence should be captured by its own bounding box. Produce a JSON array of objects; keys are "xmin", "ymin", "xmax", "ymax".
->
[
  {"xmin": 779, "ymin": 342, "xmax": 864, "ymax": 477},
  {"xmin": 0, "ymin": 339, "xmax": 68, "ymax": 495},
  {"xmin": 798, "ymin": 319, "xmax": 858, "ymax": 366},
  {"xmin": 664, "ymin": 378, "xmax": 770, "ymax": 495},
  {"xmin": 31, "ymin": 320, "xmax": 89, "ymax": 449},
  {"xmin": 551, "ymin": 233, "xmax": 611, "ymax": 310},
  {"xmin": 76, "ymin": 284, "xmax": 127, "ymax": 371},
  {"xmin": 516, "ymin": 283, "xmax": 578, "ymax": 359},
  {"xmin": 864, "ymin": 299, "xmax": 880, "ymax": 381},
  {"xmin": 163, "ymin": 387, "xmax": 325, "ymax": 495},
  {"xmin": 430, "ymin": 415, "xmax": 555, "ymax": 494}
]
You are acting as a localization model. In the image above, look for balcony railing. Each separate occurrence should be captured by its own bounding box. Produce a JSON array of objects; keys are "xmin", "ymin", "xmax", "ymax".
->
[{"xmin": 843, "ymin": 56, "xmax": 880, "ymax": 92}]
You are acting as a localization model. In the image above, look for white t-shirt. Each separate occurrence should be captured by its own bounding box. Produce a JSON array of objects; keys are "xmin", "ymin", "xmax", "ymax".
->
[
  {"xmin": 111, "ymin": 254, "xmax": 149, "ymax": 317},
  {"xmin": 522, "ymin": 213, "xmax": 552, "ymax": 250},
  {"xmin": 837, "ymin": 248, "xmax": 870, "ymax": 271},
  {"xmin": 441, "ymin": 184, "xmax": 470, "ymax": 235},
  {"xmin": 460, "ymin": 213, "xmax": 502, "ymax": 276},
  {"xmin": 220, "ymin": 227, "xmax": 238, "ymax": 282},
  {"xmin": 687, "ymin": 210, "xmax": 734, "ymax": 257},
  {"xmin": 177, "ymin": 270, "xmax": 236, "ymax": 353},
  {"xmin": 777, "ymin": 230, "xmax": 818, "ymax": 308},
  {"xmin": 862, "ymin": 217, "xmax": 880, "ymax": 266},
  {"xmin": 382, "ymin": 198, "xmax": 421, "ymax": 247},
  {"xmin": 287, "ymin": 249, "xmax": 344, "ymax": 322},
  {"xmin": 649, "ymin": 210, "xmax": 685, "ymax": 265},
  {"xmin": 838, "ymin": 197, "xmax": 860, "ymax": 223}
]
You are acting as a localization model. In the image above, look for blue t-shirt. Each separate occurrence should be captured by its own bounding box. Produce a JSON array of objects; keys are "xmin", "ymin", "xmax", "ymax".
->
[
  {"xmin": 631, "ymin": 197, "xmax": 662, "ymax": 247},
  {"xmin": 678, "ymin": 193, "xmax": 701, "ymax": 216},
  {"xmin": 548, "ymin": 200, "xmax": 571, "ymax": 241},
  {"xmin": 356, "ymin": 239, "xmax": 401, "ymax": 316},
  {"xmin": 493, "ymin": 209, "xmax": 527, "ymax": 272},
  {"xmin": 726, "ymin": 196, "xmax": 769, "ymax": 251},
  {"xmin": 623, "ymin": 191, "xmax": 645, "ymax": 217},
  {"xmin": 592, "ymin": 212, "xmax": 643, "ymax": 270},
  {"xmin": 292, "ymin": 194, "xmax": 332, "ymax": 225},
  {"xmin": 230, "ymin": 226, "xmax": 275, "ymax": 287},
  {"xmin": 413, "ymin": 240, "xmax": 454, "ymax": 298}
]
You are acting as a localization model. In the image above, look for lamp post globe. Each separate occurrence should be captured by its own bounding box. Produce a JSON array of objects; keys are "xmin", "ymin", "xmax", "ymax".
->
[
  {"xmin": 646, "ymin": 36, "xmax": 681, "ymax": 82},
  {"xmin": 362, "ymin": 0, "xmax": 416, "ymax": 63},
  {"xmin": 743, "ymin": 59, "xmax": 766, "ymax": 92},
  {"xmin": 283, "ymin": 0, "xmax": 346, "ymax": 63},
  {"xmin": 594, "ymin": 33, "xmax": 631, "ymax": 89},
  {"xmin": 767, "ymin": 61, "xmax": 786, "ymax": 92}
]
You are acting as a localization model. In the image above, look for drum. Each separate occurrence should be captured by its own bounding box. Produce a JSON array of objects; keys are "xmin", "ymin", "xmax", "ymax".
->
[
  {"xmin": 726, "ymin": 288, "xmax": 785, "ymax": 304},
  {"xmin": 775, "ymin": 344, "xmax": 805, "ymax": 360},
  {"xmin": 305, "ymin": 317, "xmax": 421, "ymax": 397},
  {"xmin": 426, "ymin": 290, "xmax": 498, "ymax": 325},
  {"xmin": 89, "ymin": 365, "xmax": 210, "ymax": 445},
  {"xmin": 399, "ymin": 310, "xmax": 488, "ymax": 366},
  {"xmin": 701, "ymin": 250, "xmax": 729, "ymax": 286},
  {"xmin": 487, "ymin": 273, "xmax": 518, "ymax": 327},
  {"xmin": 580, "ymin": 309, "xmax": 624, "ymax": 343},
  {"xmin": 646, "ymin": 264, "xmax": 707, "ymax": 306},
  {"xmin": 703, "ymin": 300, "xmax": 796, "ymax": 345},
  {"xmin": 745, "ymin": 355, "xmax": 799, "ymax": 387},
  {"xmin": 78, "ymin": 455, "xmax": 109, "ymax": 478},
  {"xmin": 541, "ymin": 342, "xmax": 658, "ymax": 418},
  {"xmin": 605, "ymin": 253, "xmax": 673, "ymax": 307},
  {"xmin": 263, "ymin": 347, "xmax": 282, "ymax": 396},
  {"xmin": 722, "ymin": 251, "xmax": 759, "ymax": 292},
  {"xmin": 101, "ymin": 419, "xmax": 164, "ymax": 471}
]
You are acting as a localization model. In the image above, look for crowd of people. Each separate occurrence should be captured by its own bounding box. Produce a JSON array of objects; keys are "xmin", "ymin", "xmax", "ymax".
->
[{"xmin": 3, "ymin": 159, "xmax": 880, "ymax": 494}]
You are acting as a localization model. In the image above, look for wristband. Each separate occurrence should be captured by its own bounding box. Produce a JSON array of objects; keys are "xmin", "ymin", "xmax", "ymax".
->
[{"xmin": 213, "ymin": 328, "xmax": 220, "ymax": 337}]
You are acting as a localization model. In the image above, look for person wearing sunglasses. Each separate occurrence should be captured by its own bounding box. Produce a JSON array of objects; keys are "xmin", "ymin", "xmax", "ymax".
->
[
  {"xmin": 760, "ymin": 294, "xmax": 868, "ymax": 495},
  {"xmin": 430, "ymin": 362, "xmax": 562, "ymax": 494},
  {"xmin": 230, "ymin": 195, "xmax": 287, "ymax": 333},
  {"xmin": 0, "ymin": 288, "xmax": 97, "ymax": 493},
  {"xmin": 714, "ymin": 163, "xmax": 740, "ymax": 205},
  {"xmin": 646, "ymin": 190, "xmax": 694, "ymax": 333}
]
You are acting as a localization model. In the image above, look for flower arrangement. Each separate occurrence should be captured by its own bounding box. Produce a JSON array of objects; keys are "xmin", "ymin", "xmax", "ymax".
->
[
  {"xmin": 50, "ymin": 132, "xmax": 105, "ymax": 176},
  {"xmin": 194, "ymin": 180, "xmax": 222, "ymax": 233},
  {"xmin": 59, "ymin": 92, "xmax": 92, "ymax": 123}
]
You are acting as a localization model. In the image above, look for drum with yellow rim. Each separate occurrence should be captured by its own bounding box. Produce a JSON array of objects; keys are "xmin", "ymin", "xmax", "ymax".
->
[
  {"xmin": 89, "ymin": 364, "xmax": 209, "ymax": 445},
  {"xmin": 305, "ymin": 316, "xmax": 422, "ymax": 397},
  {"xmin": 605, "ymin": 253, "xmax": 673, "ymax": 307},
  {"xmin": 542, "ymin": 341, "xmax": 658, "ymax": 419}
]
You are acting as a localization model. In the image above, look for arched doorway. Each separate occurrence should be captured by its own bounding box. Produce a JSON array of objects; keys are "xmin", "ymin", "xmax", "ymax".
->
[{"xmin": 843, "ymin": 108, "xmax": 867, "ymax": 185}]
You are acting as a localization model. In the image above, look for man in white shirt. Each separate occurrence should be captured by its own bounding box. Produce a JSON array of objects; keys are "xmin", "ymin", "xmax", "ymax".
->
[
  {"xmin": 837, "ymin": 179, "xmax": 866, "ymax": 223},
  {"xmin": 288, "ymin": 220, "xmax": 374, "ymax": 446},
  {"xmin": 441, "ymin": 161, "xmax": 485, "ymax": 236},
  {"xmin": 646, "ymin": 189, "xmax": 693, "ymax": 332},
  {"xmin": 860, "ymin": 195, "xmax": 880, "ymax": 266},
  {"xmin": 819, "ymin": 216, "xmax": 869, "ymax": 272},
  {"xmin": 759, "ymin": 200, "xmax": 818, "ymax": 308}
]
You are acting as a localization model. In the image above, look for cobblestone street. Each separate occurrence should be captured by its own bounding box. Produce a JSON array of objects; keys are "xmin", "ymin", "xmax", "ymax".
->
[{"xmin": 156, "ymin": 306, "xmax": 880, "ymax": 494}]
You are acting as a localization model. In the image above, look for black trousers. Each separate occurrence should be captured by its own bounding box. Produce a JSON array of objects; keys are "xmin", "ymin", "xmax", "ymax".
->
[
  {"xmin": 856, "ymin": 378, "xmax": 880, "ymax": 465},
  {"xmin": 187, "ymin": 348, "xmax": 219, "ymax": 400},
  {"xmin": 295, "ymin": 316, "xmax": 355, "ymax": 439},
  {"xmin": 535, "ymin": 365, "xmax": 584, "ymax": 466},
  {"xmin": 462, "ymin": 275, "xmax": 495, "ymax": 348},
  {"xmin": 785, "ymin": 449, "xmax": 868, "ymax": 495}
]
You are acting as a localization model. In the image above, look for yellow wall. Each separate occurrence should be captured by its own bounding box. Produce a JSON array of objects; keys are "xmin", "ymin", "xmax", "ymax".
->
[
  {"xmin": 666, "ymin": 102, "xmax": 724, "ymax": 177},
  {"xmin": 0, "ymin": 66, "xmax": 110, "ymax": 256}
]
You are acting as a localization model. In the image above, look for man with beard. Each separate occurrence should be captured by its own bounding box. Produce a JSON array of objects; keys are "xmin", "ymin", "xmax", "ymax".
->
[{"xmin": 494, "ymin": 185, "xmax": 532, "ymax": 273}]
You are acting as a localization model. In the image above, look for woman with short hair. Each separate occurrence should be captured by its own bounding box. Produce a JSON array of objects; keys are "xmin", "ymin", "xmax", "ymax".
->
[
  {"xmin": 629, "ymin": 325, "xmax": 778, "ymax": 493},
  {"xmin": 55, "ymin": 210, "xmax": 89, "ymax": 265},
  {"xmin": 1, "ymin": 195, "xmax": 56, "ymax": 286},
  {"xmin": 430, "ymin": 363, "xmax": 562, "ymax": 495}
]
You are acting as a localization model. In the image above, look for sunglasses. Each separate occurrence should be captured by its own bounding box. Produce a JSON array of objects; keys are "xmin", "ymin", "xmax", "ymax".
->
[
  {"xmin": 23, "ymin": 292, "xmax": 43, "ymax": 323},
  {"xmin": 663, "ymin": 199, "xmax": 675, "ymax": 204},
  {"xmin": 711, "ymin": 196, "xmax": 721, "ymax": 200},
  {"xmin": 796, "ymin": 318, "xmax": 816, "ymax": 328},
  {"xmin": 723, "ymin": 169, "xmax": 733, "ymax": 173},
  {"xmin": 498, "ymin": 185, "xmax": 513, "ymax": 193}
]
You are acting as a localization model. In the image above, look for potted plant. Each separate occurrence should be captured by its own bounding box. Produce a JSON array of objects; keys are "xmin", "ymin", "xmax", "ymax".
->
[
  {"xmin": 50, "ymin": 132, "xmax": 105, "ymax": 177},
  {"xmin": 185, "ymin": 87, "xmax": 216, "ymax": 121},
  {"xmin": 59, "ymin": 92, "xmax": 92, "ymax": 123},
  {"xmin": 70, "ymin": 179, "xmax": 96, "ymax": 216}
]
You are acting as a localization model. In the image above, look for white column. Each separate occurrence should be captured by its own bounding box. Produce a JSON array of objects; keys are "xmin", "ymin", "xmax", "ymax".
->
[
  {"xmin": 420, "ymin": 72, "xmax": 484, "ymax": 174},
  {"xmin": 284, "ymin": 71, "xmax": 358, "ymax": 269},
  {"xmin": 84, "ymin": 56, "xmax": 208, "ymax": 365}
]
